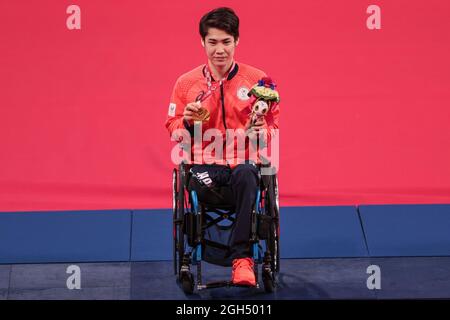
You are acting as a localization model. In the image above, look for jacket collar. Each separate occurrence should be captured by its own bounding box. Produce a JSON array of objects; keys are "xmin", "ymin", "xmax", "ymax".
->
[{"xmin": 202, "ymin": 62, "xmax": 239, "ymax": 82}]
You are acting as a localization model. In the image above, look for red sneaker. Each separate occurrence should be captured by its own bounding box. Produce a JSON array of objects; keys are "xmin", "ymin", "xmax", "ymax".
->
[{"xmin": 231, "ymin": 258, "xmax": 256, "ymax": 286}]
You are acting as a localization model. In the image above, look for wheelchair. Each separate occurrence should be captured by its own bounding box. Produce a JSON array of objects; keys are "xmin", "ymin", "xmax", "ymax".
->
[{"xmin": 172, "ymin": 161, "xmax": 280, "ymax": 294}]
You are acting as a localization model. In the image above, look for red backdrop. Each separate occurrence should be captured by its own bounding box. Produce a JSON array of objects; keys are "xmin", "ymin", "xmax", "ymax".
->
[{"xmin": 1, "ymin": 0, "xmax": 450, "ymax": 211}]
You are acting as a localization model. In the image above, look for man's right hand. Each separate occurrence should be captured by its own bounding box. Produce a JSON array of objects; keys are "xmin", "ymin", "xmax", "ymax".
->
[{"xmin": 183, "ymin": 102, "xmax": 201, "ymax": 125}]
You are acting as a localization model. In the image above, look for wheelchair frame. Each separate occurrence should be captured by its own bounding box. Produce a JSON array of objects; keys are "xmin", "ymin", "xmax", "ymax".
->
[{"xmin": 172, "ymin": 161, "xmax": 280, "ymax": 294}]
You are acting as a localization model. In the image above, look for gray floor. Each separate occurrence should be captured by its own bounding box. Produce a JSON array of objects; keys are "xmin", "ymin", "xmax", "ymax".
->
[{"xmin": 0, "ymin": 257, "xmax": 449, "ymax": 300}]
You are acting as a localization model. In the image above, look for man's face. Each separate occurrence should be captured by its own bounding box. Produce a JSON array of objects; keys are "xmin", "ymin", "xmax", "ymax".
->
[{"xmin": 202, "ymin": 28, "xmax": 239, "ymax": 69}]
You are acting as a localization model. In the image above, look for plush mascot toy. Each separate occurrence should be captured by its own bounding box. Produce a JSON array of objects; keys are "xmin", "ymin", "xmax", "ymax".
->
[{"xmin": 247, "ymin": 77, "xmax": 280, "ymax": 125}]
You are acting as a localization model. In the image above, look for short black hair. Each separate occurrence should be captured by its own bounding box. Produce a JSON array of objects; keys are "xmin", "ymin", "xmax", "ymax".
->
[{"xmin": 199, "ymin": 7, "xmax": 239, "ymax": 41}]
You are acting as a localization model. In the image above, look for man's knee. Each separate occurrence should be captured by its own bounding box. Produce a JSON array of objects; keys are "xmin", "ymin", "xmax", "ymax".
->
[{"xmin": 231, "ymin": 164, "xmax": 258, "ymax": 186}]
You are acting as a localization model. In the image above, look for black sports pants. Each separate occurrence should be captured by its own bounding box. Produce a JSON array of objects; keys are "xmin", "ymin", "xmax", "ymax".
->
[{"xmin": 190, "ymin": 162, "xmax": 259, "ymax": 260}]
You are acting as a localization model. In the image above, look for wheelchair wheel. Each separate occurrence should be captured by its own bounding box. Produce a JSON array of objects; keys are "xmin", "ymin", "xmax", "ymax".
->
[
  {"xmin": 272, "ymin": 174, "xmax": 280, "ymax": 273},
  {"xmin": 172, "ymin": 169, "xmax": 177, "ymax": 275},
  {"xmin": 180, "ymin": 270, "xmax": 194, "ymax": 295},
  {"xmin": 263, "ymin": 173, "xmax": 280, "ymax": 291},
  {"xmin": 262, "ymin": 266, "xmax": 275, "ymax": 293},
  {"xmin": 173, "ymin": 163, "xmax": 187, "ymax": 279}
]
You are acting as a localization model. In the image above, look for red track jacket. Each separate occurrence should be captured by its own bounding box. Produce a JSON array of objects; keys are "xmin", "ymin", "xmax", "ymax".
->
[{"xmin": 165, "ymin": 62, "xmax": 279, "ymax": 168}]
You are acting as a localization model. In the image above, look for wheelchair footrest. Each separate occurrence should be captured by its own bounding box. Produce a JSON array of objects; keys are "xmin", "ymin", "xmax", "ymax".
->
[{"xmin": 197, "ymin": 281, "xmax": 259, "ymax": 290}]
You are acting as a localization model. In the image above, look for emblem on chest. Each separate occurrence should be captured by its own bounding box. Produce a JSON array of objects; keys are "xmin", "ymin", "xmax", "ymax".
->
[{"xmin": 237, "ymin": 86, "xmax": 250, "ymax": 101}]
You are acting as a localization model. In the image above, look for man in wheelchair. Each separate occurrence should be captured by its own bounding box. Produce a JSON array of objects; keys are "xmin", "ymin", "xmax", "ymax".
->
[{"xmin": 165, "ymin": 7, "xmax": 280, "ymax": 292}]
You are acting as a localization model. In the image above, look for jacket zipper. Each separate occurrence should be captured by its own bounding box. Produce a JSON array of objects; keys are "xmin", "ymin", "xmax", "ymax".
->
[{"xmin": 220, "ymin": 82, "xmax": 227, "ymax": 130}]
